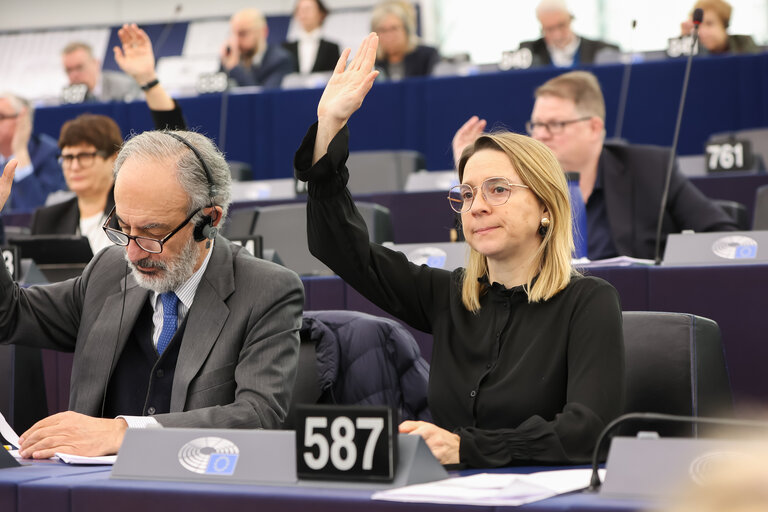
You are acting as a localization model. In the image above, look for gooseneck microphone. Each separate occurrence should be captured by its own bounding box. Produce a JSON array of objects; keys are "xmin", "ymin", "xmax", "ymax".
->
[
  {"xmin": 653, "ymin": 8, "xmax": 703, "ymax": 265},
  {"xmin": 587, "ymin": 412, "xmax": 768, "ymax": 492}
]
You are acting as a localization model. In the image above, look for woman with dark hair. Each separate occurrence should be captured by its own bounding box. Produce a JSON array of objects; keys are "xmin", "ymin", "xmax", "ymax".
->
[
  {"xmin": 296, "ymin": 34, "xmax": 624, "ymax": 468},
  {"xmin": 680, "ymin": 0, "xmax": 759, "ymax": 55},
  {"xmin": 283, "ymin": 0, "xmax": 341, "ymax": 74}
]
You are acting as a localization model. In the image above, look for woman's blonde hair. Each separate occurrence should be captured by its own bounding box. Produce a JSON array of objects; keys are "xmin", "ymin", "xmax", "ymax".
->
[
  {"xmin": 457, "ymin": 132, "xmax": 575, "ymax": 312},
  {"xmin": 371, "ymin": 1, "xmax": 419, "ymax": 57}
]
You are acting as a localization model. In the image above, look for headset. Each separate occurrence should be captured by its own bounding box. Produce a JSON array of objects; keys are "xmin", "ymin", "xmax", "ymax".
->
[{"xmin": 164, "ymin": 132, "xmax": 220, "ymax": 247}]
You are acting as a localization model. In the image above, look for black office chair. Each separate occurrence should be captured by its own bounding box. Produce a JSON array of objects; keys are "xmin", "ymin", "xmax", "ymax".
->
[
  {"xmin": 753, "ymin": 184, "xmax": 768, "ymax": 230},
  {"xmin": 249, "ymin": 202, "xmax": 393, "ymax": 276},
  {"xmin": 284, "ymin": 310, "xmax": 431, "ymax": 430},
  {"xmin": 622, "ymin": 312, "xmax": 733, "ymax": 437},
  {"xmin": 712, "ymin": 199, "xmax": 749, "ymax": 230}
]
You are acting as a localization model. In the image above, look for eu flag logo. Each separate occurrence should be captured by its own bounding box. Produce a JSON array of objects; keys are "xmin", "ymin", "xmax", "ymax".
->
[{"xmin": 205, "ymin": 453, "xmax": 239, "ymax": 475}]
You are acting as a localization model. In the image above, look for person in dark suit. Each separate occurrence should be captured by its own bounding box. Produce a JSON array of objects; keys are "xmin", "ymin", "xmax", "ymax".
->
[
  {"xmin": 33, "ymin": 24, "xmax": 187, "ymax": 255},
  {"xmin": 680, "ymin": 0, "xmax": 760, "ymax": 55},
  {"xmin": 0, "ymin": 125, "xmax": 304, "ymax": 459},
  {"xmin": 61, "ymin": 42, "xmax": 142, "ymax": 103},
  {"xmin": 452, "ymin": 71, "xmax": 738, "ymax": 260},
  {"xmin": 221, "ymin": 8, "xmax": 294, "ymax": 88},
  {"xmin": 518, "ymin": 0, "xmax": 619, "ymax": 68},
  {"xmin": 371, "ymin": 1, "xmax": 439, "ymax": 80},
  {"xmin": 0, "ymin": 94, "xmax": 66, "ymax": 213},
  {"xmin": 283, "ymin": 0, "xmax": 341, "ymax": 74}
]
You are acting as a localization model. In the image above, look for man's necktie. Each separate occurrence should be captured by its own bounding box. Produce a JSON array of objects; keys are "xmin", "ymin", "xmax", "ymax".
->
[{"xmin": 157, "ymin": 292, "xmax": 179, "ymax": 355}]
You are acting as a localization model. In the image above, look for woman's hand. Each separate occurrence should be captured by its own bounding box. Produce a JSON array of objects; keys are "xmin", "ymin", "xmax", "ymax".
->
[
  {"xmin": 313, "ymin": 33, "xmax": 380, "ymax": 164},
  {"xmin": 0, "ymin": 160, "xmax": 18, "ymax": 212},
  {"xmin": 399, "ymin": 420, "xmax": 460, "ymax": 465},
  {"xmin": 114, "ymin": 24, "xmax": 157, "ymax": 86}
]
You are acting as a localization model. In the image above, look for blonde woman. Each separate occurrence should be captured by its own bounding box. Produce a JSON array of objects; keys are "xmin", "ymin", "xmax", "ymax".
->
[
  {"xmin": 370, "ymin": 1, "xmax": 439, "ymax": 79},
  {"xmin": 296, "ymin": 34, "xmax": 624, "ymax": 468}
]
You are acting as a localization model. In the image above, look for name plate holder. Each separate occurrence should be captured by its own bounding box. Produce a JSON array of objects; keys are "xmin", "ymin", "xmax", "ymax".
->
[
  {"xmin": 601, "ymin": 436, "xmax": 765, "ymax": 498},
  {"xmin": 0, "ymin": 445, "xmax": 20, "ymax": 469},
  {"xmin": 113, "ymin": 422, "xmax": 447, "ymax": 488},
  {"xmin": 295, "ymin": 405, "xmax": 448, "ymax": 488},
  {"xmin": 663, "ymin": 230, "xmax": 768, "ymax": 266},
  {"xmin": 112, "ymin": 428, "xmax": 297, "ymax": 485}
]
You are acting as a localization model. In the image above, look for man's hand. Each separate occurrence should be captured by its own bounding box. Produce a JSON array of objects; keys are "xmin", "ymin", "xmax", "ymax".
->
[
  {"xmin": 18, "ymin": 411, "xmax": 128, "ymax": 459},
  {"xmin": 680, "ymin": 19, "xmax": 694, "ymax": 36},
  {"xmin": 313, "ymin": 32, "xmax": 380, "ymax": 164},
  {"xmin": 220, "ymin": 36, "xmax": 240, "ymax": 71},
  {"xmin": 399, "ymin": 420, "xmax": 460, "ymax": 465},
  {"xmin": 114, "ymin": 23, "xmax": 157, "ymax": 86},
  {"xmin": 0, "ymin": 160, "xmax": 17, "ymax": 210},
  {"xmin": 452, "ymin": 115, "xmax": 487, "ymax": 167}
]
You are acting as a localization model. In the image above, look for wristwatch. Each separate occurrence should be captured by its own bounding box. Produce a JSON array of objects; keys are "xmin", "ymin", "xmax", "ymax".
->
[{"xmin": 140, "ymin": 78, "xmax": 160, "ymax": 91}]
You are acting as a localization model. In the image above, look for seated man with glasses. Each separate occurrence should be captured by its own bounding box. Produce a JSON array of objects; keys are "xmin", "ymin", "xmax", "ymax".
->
[
  {"xmin": 0, "ymin": 93, "xmax": 66, "ymax": 213},
  {"xmin": 296, "ymin": 34, "xmax": 623, "ymax": 468},
  {"xmin": 0, "ymin": 129, "xmax": 304, "ymax": 459},
  {"xmin": 453, "ymin": 70, "xmax": 737, "ymax": 260}
]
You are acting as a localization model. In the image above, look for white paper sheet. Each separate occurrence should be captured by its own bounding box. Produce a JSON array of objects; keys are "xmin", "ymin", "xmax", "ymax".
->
[
  {"xmin": 0, "ymin": 411, "xmax": 20, "ymax": 448},
  {"xmin": 371, "ymin": 468, "xmax": 606, "ymax": 507},
  {"xmin": 55, "ymin": 453, "xmax": 117, "ymax": 465}
]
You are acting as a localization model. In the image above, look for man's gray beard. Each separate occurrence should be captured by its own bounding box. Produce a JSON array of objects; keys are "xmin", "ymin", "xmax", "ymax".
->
[{"xmin": 124, "ymin": 236, "xmax": 201, "ymax": 293}]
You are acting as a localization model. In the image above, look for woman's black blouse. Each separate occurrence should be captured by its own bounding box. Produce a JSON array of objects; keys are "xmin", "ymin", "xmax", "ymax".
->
[{"xmin": 295, "ymin": 123, "xmax": 625, "ymax": 468}]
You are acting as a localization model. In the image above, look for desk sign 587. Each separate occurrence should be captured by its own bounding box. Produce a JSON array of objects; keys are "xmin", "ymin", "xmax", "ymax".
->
[{"xmin": 295, "ymin": 405, "xmax": 397, "ymax": 481}]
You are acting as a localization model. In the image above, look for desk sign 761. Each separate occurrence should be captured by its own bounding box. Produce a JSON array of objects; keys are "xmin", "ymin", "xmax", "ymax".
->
[{"xmin": 295, "ymin": 405, "xmax": 397, "ymax": 481}]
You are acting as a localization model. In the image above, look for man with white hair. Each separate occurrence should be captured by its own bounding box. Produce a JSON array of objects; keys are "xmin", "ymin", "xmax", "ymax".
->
[
  {"xmin": 518, "ymin": 0, "xmax": 618, "ymax": 68},
  {"xmin": 220, "ymin": 8, "xmax": 294, "ymax": 88}
]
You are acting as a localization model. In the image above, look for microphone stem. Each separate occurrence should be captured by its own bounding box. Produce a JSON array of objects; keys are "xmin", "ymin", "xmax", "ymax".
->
[{"xmin": 653, "ymin": 27, "xmax": 700, "ymax": 265}]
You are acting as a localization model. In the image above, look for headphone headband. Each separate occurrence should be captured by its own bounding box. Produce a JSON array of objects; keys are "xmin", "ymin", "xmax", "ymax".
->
[{"xmin": 164, "ymin": 132, "xmax": 218, "ymax": 200}]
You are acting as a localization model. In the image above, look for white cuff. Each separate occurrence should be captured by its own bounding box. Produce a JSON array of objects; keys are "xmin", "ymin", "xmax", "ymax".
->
[
  {"xmin": 12, "ymin": 163, "xmax": 33, "ymax": 182},
  {"xmin": 117, "ymin": 415, "xmax": 160, "ymax": 429}
]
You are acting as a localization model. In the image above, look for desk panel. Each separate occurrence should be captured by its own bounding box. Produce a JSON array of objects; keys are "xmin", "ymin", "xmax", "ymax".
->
[
  {"xmin": 12, "ymin": 465, "xmax": 647, "ymax": 512},
  {"xmin": 32, "ymin": 54, "xmax": 768, "ymax": 178}
]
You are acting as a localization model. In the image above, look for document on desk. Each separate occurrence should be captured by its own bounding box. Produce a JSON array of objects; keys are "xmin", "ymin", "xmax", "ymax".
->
[
  {"xmin": 372, "ymin": 468, "xmax": 605, "ymax": 506},
  {"xmin": 0, "ymin": 411, "xmax": 116, "ymax": 464}
]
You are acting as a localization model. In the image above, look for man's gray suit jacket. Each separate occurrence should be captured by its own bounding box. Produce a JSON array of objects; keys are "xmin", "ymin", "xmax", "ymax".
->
[
  {"xmin": 93, "ymin": 70, "xmax": 142, "ymax": 102},
  {"xmin": 0, "ymin": 236, "xmax": 304, "ymax": 429}
]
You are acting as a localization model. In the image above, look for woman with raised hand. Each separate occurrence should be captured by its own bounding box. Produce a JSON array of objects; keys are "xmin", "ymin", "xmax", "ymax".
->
[{"xmin": 295, "ymin": 33, "xmax": 624, "ymax": 468}]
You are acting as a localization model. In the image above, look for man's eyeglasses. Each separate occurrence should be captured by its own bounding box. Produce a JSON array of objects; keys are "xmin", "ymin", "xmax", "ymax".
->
[
  {"xmin": 102, "ymin": 206, "xmax": 201, "ymax": 254},
  {"xmin": 58, "ymin": 151, "xmax": 105, "ymax": 168},
  {"xmin": 448, "ymin": 177, "xmax": 529, "ymax": 213},
  {"xmin": 525, "ymin": 117, "xmax": 591, "ymax": 135}
]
